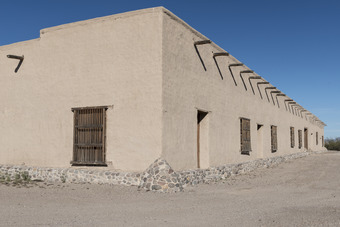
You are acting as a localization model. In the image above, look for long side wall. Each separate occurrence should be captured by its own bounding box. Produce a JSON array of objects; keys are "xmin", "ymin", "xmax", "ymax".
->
[
  {"xmin": 161, "ymin": 10, "xmax": 325, "ymax": 171},
  {"xmin": 0, "ymin": 9, "xmax": 163, "ymax": 171}
]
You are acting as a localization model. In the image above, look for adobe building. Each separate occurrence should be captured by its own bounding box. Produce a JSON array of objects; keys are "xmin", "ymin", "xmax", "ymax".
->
[{"xmin": 0, "ymin": 7, "xmax": 326, "ymax": 173}]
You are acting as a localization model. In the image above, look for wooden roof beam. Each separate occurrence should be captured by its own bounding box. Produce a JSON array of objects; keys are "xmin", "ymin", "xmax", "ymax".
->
[
  {"xmin": 228, "ymin": 63, "xmax": 244, "ymax": 86},
  {"xmin": 239, "ymin": 70, "xmax": 254, "ymax": 91},
  {"xmin": 212, "ymin": 52, "xmax": 229, "ymax": 80},
  {"xmin": 7, "ymin": 54, "xmax": 24, "ymax": 73},
  {"xmin": 248, "ymin": 76, "xmax": 262, "ymax": 95},
  {"xmin": 264, "ymin": 87, "xmax": 276, "ymax": 103},
  {"xmin": 194, "ymin": 40, "xmax": 212, "ymax": 71},
  {"xmin": 257, "ymin": 81, "xmax": 270, "ymax": 99}
]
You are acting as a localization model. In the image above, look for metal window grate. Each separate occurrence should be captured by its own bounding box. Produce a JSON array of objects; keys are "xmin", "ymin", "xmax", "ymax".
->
[
  {"xmin": 71, "ymin": 106, "xmax": 107, "ymax": 166},
  {"xmin": 240, "ymin": 118, "xmax": 251, "ymax": 154},
  {"xmin": 290, "ymin": 127, "xmax": 295, "ymax": 148},
  {"xmin": 298, "ymin": 130, "xmax": 302, "ymax": 149},
  {"xmin": 271, "ymin": 125, "xmax": 278, "ymax": 152}
]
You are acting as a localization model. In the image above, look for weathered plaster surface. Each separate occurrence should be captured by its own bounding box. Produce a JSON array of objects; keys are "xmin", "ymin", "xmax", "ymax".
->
[
  {"xmin": 161, "ymin": 8, "xmax": 326, "ymax": 170},
  {"xmin": 0, "ymin": 8, "xmax": 163, "ymax": 171},
  {"xmin": 0, "ymin": 7, "xmax": 325, "ymax": 173}
]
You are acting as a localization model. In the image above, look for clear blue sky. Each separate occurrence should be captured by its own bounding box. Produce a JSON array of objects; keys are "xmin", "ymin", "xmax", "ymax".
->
[{"xmin": 1, "ymin": 0, "xmax": 339, "ymax": 138}]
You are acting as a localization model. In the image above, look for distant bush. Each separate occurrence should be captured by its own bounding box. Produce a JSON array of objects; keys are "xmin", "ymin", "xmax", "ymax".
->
[{"xmin": 325, "ymin": 137, "xmax": 340, "ymax": 151}]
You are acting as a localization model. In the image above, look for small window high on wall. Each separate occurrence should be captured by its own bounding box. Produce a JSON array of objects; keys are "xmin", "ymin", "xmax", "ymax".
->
[
  {"xmin": 290, "ymin": 127, "xmax": 295, "ymax": 148},
  {"xmin": 240, "ymin": 118, "xmax": 251, "ymax": 155},
  {"xmin": 298, "ymin": 130, "xmax": 302, "ymax": 149},
  {"xmin": 71, "ymin": 106, "xmax": 108, "ymax": 166},
  {"xmin": 271, "ymin": 125, "xmax": 278, "ymax": 153}
]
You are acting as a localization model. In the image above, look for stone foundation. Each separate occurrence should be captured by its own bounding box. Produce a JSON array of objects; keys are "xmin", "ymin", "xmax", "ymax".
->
[
  {"xmin": 0, "ymin": 151, "xmax": 325, "ymax": 192},
  {"xmin": 178, "ymin": 151, "xmax": 318, "ymax": 186},
  {"xmin": 138, "ymin": 158, "xmax": 183, "ymax": 192},
  {"xmin": 0, "ymin": 165, "xmax": 140, "ymax": 186}
]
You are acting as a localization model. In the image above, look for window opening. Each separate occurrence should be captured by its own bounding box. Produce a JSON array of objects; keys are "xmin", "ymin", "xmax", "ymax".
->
[
  {"xmin": 304, "ymin": 128, "xmax": 308, "ymax": 149},
  {"xmin": 257, "ymin": 124, "xmax": 264, "ymax": 158},
  {"xmin": 298, "ymin": 130, "xmax": 302, "ymax": 149},
  {"xmin": 197, "ymin": 110, "xmax": 209, "ymax": 168},
  {"xmin": 72, "ymin": 106, "xmax": 107, "ymax": 166},
  {"xmin": 290, "ymin": 127, "xmax": 295, "ymax": 148},
  {"xmin": 271, "ymin": 125, "xmax": 278, "ymax": 153},
  {"xmin": 240, "ymin": 118, "xmax": 251, "ymax": 155}
]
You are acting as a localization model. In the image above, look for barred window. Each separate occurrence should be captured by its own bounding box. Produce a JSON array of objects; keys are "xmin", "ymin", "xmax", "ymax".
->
[
  {"xmin": 316, "ymin": 132, "xmax": 318, "ymax": 145},
  {"xmin": 298, "ymin": 130, "xmax": 302, "ymax": 149},
  {"xmin": 290, "ymin": 127, "xmax": 295, "ymax": 148},
  {"xmin": 72, "ymin": 106, "xmax": 107, "ymax": 166},
  {"xmin": 271, "ymin": 125, "xmax": 278, "ymax": 153},
  {"xmin": 240, "ymin": 118, "xmax": 251, "ymax": 155}
]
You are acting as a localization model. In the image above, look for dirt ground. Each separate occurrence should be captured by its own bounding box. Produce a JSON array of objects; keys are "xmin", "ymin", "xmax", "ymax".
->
[{"xmin": 1, "ymin": 151, "xmax": 340, "ymax": 227}]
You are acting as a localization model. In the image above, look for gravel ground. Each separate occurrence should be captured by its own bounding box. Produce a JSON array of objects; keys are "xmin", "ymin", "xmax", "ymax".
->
[{"xmin": 1, "ymin": 151, "xmax": 340, "ymax": 227}]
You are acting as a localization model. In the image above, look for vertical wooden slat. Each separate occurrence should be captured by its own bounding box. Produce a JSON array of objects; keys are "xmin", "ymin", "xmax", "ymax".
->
[
  {"xmin": 240, "ymin": 119, "xmax": 242, "ymax": 152},
  {"xmin": 89, "ymin": 109, "xmax": 92, "ymax": 162},
  {"xmin": 292, "ymin": 128, "xmax": 294, "ymax": 147},
  {"xmin": 246, "ymin": 119, "xmax": 250, "ymax": 151},
  {"xmin": 271, "ymin": 126, "xmax": 273, "ymax": 151},
  {"xmin": 73, "ymin": 110, "xmax": 77, "ymax": 163},
  {"xmin": 102, "ymin": 108, "xmax": 106, "ymax": 163}
]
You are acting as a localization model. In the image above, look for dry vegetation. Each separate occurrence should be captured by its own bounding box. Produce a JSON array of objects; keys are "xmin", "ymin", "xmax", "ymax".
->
[{"xmin": 325, "ymin": 137, "xmax": 340, "ymax": 151}]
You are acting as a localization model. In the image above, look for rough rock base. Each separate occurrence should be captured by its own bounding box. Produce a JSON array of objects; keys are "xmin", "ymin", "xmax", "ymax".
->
[
  {"xmin": 138, "ymin": 158, "xmax": 183, "ymax": 192},
  {"xmin": 0, "ymin": 151, "xmax": 325, "ymax": 192}
]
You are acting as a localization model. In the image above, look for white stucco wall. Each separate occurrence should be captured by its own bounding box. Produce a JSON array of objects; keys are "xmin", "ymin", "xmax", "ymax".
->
[{"xmin": 0, "ymin": 8, "xmax": 163, "ymax": 171}]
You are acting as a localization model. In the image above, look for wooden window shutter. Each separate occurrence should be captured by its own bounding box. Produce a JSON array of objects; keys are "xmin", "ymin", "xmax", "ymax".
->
[
  {"xmin": 298, "ymin": 130, "xmax": 302, "ymax": 149},
  {"xmin": 271, "ymin": 125, "xmax": 277, "ymax": 153},
  {"xmin": 240, "ymin": 118, "xmax": 251, "ymax": 154},
  {"xmin": 290, "ymin": 127, "xmax": 295, "ymax": 148},
  {"xmin": 72, "ymin": 106, "xmax": 107, "ymax": 166}
]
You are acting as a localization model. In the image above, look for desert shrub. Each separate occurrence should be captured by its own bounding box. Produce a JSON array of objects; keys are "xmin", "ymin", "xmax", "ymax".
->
[
  {"xmin": 325, "ymin": 137, "xmax": 340, "ymax": 151},
  {"xmin": 0, "ymin": 171, "xmax": 31, "ymax": 186},
  {"xmin": 21, "ymin": 171, "xmax": 31, "ymax": 182}
]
